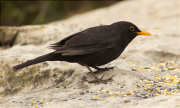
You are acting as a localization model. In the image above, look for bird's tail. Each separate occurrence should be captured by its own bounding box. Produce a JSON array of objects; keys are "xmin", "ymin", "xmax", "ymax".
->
[{"xmin": 13, "ymin": 52, "xmax": 57, "ymax": 71}]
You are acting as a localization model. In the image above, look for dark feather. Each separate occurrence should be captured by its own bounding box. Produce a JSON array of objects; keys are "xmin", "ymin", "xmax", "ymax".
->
[{"xmin": 50, "ymin": 25, "xmax": 118, "ymax": 56}]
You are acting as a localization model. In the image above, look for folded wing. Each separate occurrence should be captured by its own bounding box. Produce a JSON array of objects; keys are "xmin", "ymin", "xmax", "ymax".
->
[{"xmin": 49, "ymin": 25, "xmax": 120, "ymax": 56}]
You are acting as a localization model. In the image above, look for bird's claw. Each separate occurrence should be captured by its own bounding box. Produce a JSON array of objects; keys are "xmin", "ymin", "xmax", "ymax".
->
[
  {"xmin": 98, "ymin": 66, "xmax": 112, "ymax": 71},
  {"xmin": 97, "ymin": 66, "xmax": 118, "ymax": 72},
  {"xmin": 87, "ymin": 66, "xmax": 117, "ymax": 75}
]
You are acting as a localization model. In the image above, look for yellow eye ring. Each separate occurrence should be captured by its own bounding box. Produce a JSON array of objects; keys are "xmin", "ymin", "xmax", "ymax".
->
[{"xmin": 129, "ymin": 26, "xmax": 134, "ymax": 31}]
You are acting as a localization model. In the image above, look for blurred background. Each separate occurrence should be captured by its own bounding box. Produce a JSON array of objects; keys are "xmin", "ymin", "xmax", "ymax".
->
[
  {"xmin": 0, "ymin": 1, "xmax": 179, "ymax": 106},
  {"xmin": 1, "ymin": 1, "xmax": 120, "ymax": 26}
]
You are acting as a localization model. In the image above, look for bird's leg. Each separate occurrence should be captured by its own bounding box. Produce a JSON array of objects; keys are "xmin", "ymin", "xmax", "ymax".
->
[
  {"xmin": 85, "ymin": 65, "xmax": 102, "ymax": 83},
  {"xmin": 84, "ymin": 65, "xmax": 115, "ymax": 84}
]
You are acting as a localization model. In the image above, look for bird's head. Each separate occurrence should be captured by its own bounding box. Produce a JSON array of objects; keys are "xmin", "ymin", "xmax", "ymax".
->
[{"xmin": 113, "ymin": 21, "xmax": 151, "ymax": 38}]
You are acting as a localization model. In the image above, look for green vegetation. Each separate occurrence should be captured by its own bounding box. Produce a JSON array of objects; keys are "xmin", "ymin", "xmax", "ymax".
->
[{"xmin": 1, "ymin": 1, "xmax": 118, "ymax": 26}]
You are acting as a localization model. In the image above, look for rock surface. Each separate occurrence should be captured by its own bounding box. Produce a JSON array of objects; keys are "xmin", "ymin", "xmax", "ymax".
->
[{"xmin": 0, "ymin": 0, "xmax": 180, "ymax": 108}]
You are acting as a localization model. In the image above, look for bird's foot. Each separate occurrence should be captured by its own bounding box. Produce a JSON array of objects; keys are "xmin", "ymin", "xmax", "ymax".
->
[
  {"xmin": 83, "ymin": 65, "xmax": 115, "ymax": 84},
  {"xmin": 87, "ymin": 74, "xmax": 115, "ymax": 84},
  {"xmin": 96, "ymin": 66, "xmax": 118, "ymax": 72},
  {"xmin": 87, "ymin": 66, "xmax": 118, "ymax": 75}
]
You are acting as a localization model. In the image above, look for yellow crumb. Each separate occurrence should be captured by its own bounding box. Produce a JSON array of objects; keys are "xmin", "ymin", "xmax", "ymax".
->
[
  {"xmin": 157, "ymin": 87, "xmax": 160, "ymax": 91},
  {"xmin": 102, "ymin": 90, "xmax": 106, "ymax": 94},
  {"xmin": 111, "ymin": 95, "xmax": 115, "ymax": 97},
  {"xmin": 155, "ymin": 94, "xmax": 159, "ymax": 96},
  {"xmin": 115, "ymin": 92, "xmax": 119, "ymax": 94},
  {"xmin": 146, "ymin": 94, "xmax": 149, "ymax": 97},
  {"xmin": 169, "ymin": 93, "xmax": 173, "ymax": 96}
]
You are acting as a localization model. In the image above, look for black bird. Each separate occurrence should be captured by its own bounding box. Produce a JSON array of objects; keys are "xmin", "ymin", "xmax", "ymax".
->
[{"xmin": 13, "ymin": 21, "xmax": 151, "ymax": 83}]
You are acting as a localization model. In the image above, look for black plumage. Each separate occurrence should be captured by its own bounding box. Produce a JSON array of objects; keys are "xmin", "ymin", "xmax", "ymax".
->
[{"xmin": 13, "ymin": 21, "xmax": 151, "ymax": 83}]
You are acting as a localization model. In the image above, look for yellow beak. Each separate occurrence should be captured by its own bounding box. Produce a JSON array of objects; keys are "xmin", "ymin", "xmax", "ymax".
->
[{"xmin": 136, "ymin": 31, "xmax": 151, "ymax": 36}]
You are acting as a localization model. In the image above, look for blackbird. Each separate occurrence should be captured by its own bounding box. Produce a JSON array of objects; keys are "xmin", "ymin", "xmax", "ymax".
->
[{"xmin": 13, "ymin": 21, "xmax": 151, "ymax": 83}]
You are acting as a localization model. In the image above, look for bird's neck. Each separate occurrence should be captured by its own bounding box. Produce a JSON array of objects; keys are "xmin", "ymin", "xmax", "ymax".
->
[{"xmin": 124, "ymin": 35, "xmax": 136, "ymax": 46}]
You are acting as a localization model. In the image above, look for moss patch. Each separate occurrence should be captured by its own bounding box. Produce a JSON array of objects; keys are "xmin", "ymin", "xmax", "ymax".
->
[{"xmin": 0, "ymin": 62, "xmax": 75, "ymax": 96}]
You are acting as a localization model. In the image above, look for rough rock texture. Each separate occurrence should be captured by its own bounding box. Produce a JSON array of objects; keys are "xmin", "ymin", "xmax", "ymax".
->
[{"xmin": 0, "ymin": 0, "xmax": 180, "ymax": 108}]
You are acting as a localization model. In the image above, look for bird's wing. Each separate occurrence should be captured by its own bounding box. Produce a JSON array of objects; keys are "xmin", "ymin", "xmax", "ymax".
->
[{"xmin": 49, "ymin": 25, "xmax": 120, "ymax": 56}]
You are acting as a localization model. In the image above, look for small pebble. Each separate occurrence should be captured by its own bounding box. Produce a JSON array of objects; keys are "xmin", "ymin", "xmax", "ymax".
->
[
  {"xmin": 168, "ymin": 79, "xmax": 173, "ymax": 82},
  {"xmin": 80, "ymin": 92, "xmax": 85, "ymax": 95},
  {"xmin": 146, "ymin": 88, "xmax": 155, "ymax": 91},
  {"xmin": 56, "ymin": 86, "xmax": 60, "ymax": 88},
  {"xmin": 161, "ymin": 69, "xmax": 165, "ymax": 72},
  {"xmin": 144, "ymin": 67, "xmax": 151, "ymax": 69},
  {"xmin": 100, "ymin": 87, "xmax": 104, "ymax": 90},
  {"xmin": 166, "ymin": 62, "xmax": 172, "ymax": 66},
  {"xmin": 134, "ymin": 92, "xmax": 141, "ymax": 97},
  {"xmin": 152, "ymin": 93, "xmax": 156, "ymax": 97},
  {"xmin": 132, "ymin": 69, "xmax": 137, "ymax": 71},
  {"xmin": 157, "ymin": 85, "xmax": 162, "ymax": 87},
  {"xmin": 38, "ymin": 102, "xmax": 43, "ymax": 105},
  {"xmin": 89, "ymin": 98, "xmax": 93, "ymax": 100},
  {"xmin": 154, "ymin": 81, "xmax": 158, "ymax": 83},
  {"xmin": 136, "ymin": 85, "xmax": 141, "ymax": 88},
  {"xmin": 136, "ymin": 90, "xmax": 142, "ymax": 93},
  {"xmin": 167, "ymin": 88, "xmax": 173, "ymax": 92},
  {"xmin": 158, "ymin": 66, "xmax": 164, "ymax": 69},
  {"xmin": 141, "ymin": 95, "xmax": 149, "ymax": 98},
  {"xmin": 168, "ymin": 67, "xmax": 175, "ymax": 70},
  {"xmin": 62, "ymin": 99, "xmax": 68, "ymax": 101},
  {"xmin": 160, "ymin": 78, "xmax": 166, "ymax": 82},
  {"xmin": 78, "ymin": 98, "xmax": 82, "ymax": 100},
  {"xmin": 160, "ymin": 61, "xmax": 165, "ymax": 63},
  {"xmin": 159, "ymin": 87, "xmax": 166, "ymax": 90},
  {"xmin": 147, "ymin": 79, "xmax": 153, "ymax": 81},
  {"xmin": 177, "ymin": 84, "xmax": 180, "ymax": 89},
  {"xmin": 141, "ymin": 92, "xmax": 149, "ymax": 96},
  {"xmin": 124, "ymin": 100, "xmax": 131, "ymax": 103},
  {"xmin": 140, "ymin": 78, "xmax": 144, "ymax": 81}
]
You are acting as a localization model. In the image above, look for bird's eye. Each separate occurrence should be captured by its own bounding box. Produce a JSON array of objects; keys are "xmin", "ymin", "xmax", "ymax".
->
[{"xmin": 129, "ymin": 26, "xmax": 134, "ymax": 31}]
